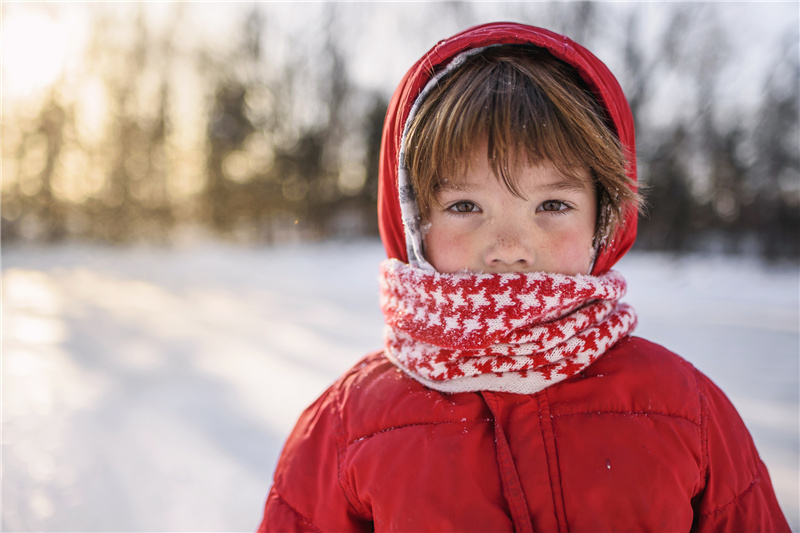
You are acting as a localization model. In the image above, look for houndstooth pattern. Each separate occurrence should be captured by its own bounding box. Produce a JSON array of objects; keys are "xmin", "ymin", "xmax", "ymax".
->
[{"xmin": 379, "ymin": 259, "xmax": 637, "ymax": 394}]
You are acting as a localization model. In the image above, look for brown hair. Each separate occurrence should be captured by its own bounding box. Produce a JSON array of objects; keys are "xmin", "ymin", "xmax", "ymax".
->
[{"xmin": 403, "ymin": 45, "xmax": 640, "ymax": 244}]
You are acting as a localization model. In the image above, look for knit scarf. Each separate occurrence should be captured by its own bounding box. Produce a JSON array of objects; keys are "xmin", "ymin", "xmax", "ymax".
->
[{"xmin": 379, "ymin": 258, "xmax": 637, "ymax": 394}]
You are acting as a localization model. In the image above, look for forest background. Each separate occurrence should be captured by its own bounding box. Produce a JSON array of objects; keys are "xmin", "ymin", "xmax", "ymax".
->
[{"xmin": 2, "ymin": 1, "xmax": 798, "ymax": 259}]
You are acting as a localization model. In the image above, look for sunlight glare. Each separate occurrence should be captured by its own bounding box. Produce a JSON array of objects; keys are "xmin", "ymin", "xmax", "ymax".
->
[
  {"xmin": 2, "ymin": 10, "xmax": 69, "ymax": 98},
  {"xmin": 3, "ymin": 270, "xmax": 63, "ymax": 315}
]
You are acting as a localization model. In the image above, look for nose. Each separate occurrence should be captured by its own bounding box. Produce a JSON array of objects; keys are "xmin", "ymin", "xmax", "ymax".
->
[{"xmin": 483, "ymin": 228, "xmax": 536, "ymax": 271}]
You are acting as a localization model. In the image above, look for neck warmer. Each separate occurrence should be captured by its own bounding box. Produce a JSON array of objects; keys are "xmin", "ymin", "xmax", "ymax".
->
[{"xmin": 379, "ymin": 259, "xmax": 637, "ymax": 394}]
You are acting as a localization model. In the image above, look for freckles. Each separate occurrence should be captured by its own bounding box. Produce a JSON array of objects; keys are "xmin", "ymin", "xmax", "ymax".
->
[{"xmin": 430, "ymin": 228, "xmax": 471, "ymax": 254}]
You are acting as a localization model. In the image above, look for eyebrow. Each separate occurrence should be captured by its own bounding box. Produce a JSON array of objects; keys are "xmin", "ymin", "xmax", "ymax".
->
[
  {"xmin": 535, "ymin": 178, "xmax": 589, "ymax": 193},
  {"xmin": 437, "ymin": 181, "xmax": 474, "ymax": 192}
]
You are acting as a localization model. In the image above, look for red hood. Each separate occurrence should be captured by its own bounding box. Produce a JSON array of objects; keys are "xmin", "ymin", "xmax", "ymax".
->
[{"xmin": 377, "ymin": 22, "xmax": 637, "ymax": 275}]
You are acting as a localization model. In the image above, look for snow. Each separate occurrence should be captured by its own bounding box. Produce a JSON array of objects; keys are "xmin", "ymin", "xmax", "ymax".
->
[{"xmin": 2, "ymin": 240, "xmax": 798, "ymax": 531}]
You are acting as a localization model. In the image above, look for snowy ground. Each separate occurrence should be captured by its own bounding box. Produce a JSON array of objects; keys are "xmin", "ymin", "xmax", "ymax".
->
[{"xmin": 2, "ymin": 240, "xmax": 798, "ymax": 532}]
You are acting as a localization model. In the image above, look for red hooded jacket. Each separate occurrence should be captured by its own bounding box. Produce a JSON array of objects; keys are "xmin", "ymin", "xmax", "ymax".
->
[{"xmin": 259, "ymin": 23, "xmax": 789, "ymax": 532}]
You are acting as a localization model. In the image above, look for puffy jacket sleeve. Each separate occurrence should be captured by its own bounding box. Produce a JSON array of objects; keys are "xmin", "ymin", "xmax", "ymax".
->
[
  {"xmin": 691, "ymin": 371, "xmax": 790, "ymax": 532},
  {"xmin": 258, "ymin": 385, "xmax": 373, "ymax": 533}
]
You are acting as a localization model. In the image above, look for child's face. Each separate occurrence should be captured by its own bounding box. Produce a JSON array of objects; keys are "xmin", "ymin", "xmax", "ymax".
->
[{"xmin": 423, "ymin": 153, "xmax": 597, "ymax": 275}]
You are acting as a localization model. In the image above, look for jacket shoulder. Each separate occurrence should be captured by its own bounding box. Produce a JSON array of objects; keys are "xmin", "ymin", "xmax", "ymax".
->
[
  {"xmin": 551, "ymin": 335, "xmax": 704, "ymax": 425},
  {"xmin": 566, "ymin": 336, "xmax": 790, "ymax": 531},
  {"xmin": 264, "ymin": 353, "xmax": 399, "ymax": 531}
]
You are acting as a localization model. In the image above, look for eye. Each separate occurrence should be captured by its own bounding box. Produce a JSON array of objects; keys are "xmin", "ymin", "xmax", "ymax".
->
[
  {"xmin": 447, "ymin": 201, "xmax": 480, "ymax": 213},
  {"xmin": 539, "ymin": 200, "xmax": 569, "ymax": 212}
]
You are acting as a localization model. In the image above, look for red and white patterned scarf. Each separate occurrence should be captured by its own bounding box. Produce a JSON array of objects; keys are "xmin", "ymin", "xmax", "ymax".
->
[{"xmin": 379, "ymin": 258, "xmax": 637, "ymax": 394}]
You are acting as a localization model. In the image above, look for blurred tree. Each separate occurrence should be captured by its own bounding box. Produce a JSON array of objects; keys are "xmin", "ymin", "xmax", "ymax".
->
[
  {"xmin": 750, "ymin": 30, "xmax": 800, "ymax": 259},
  {"xmin": 205, "ymin": 81, "xmax": 257, "ymax": 233},
  {"xmin": 4, "ymin": 95, "xmax": 69, "ymax": 242},
  {"xmin": 200, "ymin": 4, "xmax": 382, "ymax": 242},
  {"xmin": 637, "ymin": 126, "xmax": 696, "ymax": 251},
  {"xmin": 358, "ymin": 92, "xmax": 389, "ymax": 236},
  {"xmin": 692, "ymin": 17, "xmax": 747, "ymax": 254}
]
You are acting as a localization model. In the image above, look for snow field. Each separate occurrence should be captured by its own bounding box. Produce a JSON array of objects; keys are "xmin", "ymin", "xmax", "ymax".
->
[{"xmin": 2, "ymin": 240, "xmax": 798, "ymax": 531}]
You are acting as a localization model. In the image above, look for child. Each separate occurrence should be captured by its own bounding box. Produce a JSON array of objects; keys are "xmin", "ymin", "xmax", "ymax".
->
[{"xmin": 258, "ymin": 22, "xmax": 789, "ymax": 532}]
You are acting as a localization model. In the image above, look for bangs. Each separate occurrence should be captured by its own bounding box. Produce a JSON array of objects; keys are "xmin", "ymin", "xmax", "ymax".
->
[{"xmin": 433, "ymin": 55, "xmax": 594, "ymax": 197}]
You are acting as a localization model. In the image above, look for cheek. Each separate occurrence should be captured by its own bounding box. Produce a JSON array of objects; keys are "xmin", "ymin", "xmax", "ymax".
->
[
  {"xmin": 424, "ymin": 223, "xmax": 475, "ymax": 272},
  {"xmin": 547, "ymin": 224, "xmax": 596, "ymax": 273}
]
